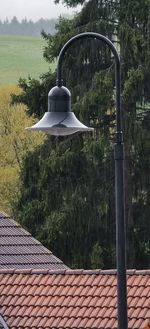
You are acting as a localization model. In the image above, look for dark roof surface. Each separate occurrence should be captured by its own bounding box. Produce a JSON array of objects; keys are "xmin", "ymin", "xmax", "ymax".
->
[
  {"xmin": 0, "ymin": 212, "xmax": 68, "ymax": 270},
  {"xmin": 0, "ymin": 269, "xmax": 150, "ymax": 328}
]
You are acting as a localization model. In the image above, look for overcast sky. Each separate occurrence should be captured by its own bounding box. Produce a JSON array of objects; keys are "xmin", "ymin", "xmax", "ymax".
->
[{"xmin": 0, "ymin": 0, "xmax": 81, "ymax": 21}]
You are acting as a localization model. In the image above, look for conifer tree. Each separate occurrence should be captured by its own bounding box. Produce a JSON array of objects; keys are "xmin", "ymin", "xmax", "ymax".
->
[{"xmin": 14, "ymin": 0, "xmax": 150, "ymax": 269}]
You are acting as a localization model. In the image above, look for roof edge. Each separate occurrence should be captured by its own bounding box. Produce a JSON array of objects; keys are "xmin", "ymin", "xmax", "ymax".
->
[{"xmin": 0, "ymin": 268, "xmax": 149, "ymax": 275}]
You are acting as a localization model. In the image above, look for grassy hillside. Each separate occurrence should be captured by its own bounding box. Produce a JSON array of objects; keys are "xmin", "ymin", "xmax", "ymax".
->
[{"xmin": 0, "ymin": 35, "xmax": 54, "ymax": 85}]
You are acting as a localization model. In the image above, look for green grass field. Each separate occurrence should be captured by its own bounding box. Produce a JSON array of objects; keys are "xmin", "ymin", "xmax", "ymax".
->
[{"xmin": 0, "ymin": 35, "xmax": 55, "ymax": 85}]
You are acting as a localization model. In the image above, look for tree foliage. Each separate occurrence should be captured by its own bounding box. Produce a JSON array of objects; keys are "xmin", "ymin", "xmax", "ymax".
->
[
  {"xmin": 13, "ymin": 0, "xmax": 150, "ymax": 269},
  {"xmin": 54, "ymin": 0, "xmax": 86, "ymax": 6},
  {"xmin": 0, "ymin": 85, "xmax": 45, "ymax": 214}
]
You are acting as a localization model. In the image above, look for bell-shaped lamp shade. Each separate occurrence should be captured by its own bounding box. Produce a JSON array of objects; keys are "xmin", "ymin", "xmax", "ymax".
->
[{"xmin": 26, "ymin": 86, "xmax": 94, "ymax": 136}]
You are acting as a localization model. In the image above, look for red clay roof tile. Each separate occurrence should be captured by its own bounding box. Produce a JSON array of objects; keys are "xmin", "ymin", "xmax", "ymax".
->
[{"xmin": 0, "ymin": 269, "xmax": 149, "ymax": 328}]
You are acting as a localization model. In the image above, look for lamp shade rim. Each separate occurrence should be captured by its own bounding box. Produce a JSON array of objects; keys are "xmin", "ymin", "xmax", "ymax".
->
[{"xmin": 26, "ymin": 112, "xmax": 94, "ymax": 136}]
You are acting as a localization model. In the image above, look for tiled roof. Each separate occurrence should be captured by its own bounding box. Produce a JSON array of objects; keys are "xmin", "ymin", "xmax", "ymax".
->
[
  {"xmin": 0, "ymin": 212, "xmax": 68, "ymax": 270},
  {"xmin": 0, "ymin": 269, "xmax": 149, "ymax": 328}
]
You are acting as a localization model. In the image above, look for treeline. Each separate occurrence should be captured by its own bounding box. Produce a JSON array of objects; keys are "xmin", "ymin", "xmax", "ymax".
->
[{"xmin": 0, "ymin": 16, "xmax": 57, "ymax": 36}]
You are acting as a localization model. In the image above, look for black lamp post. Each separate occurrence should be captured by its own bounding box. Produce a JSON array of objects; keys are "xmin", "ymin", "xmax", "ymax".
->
[{"xmin": 27, "ymin": 32, "xmax": 128, "ymax": 329}]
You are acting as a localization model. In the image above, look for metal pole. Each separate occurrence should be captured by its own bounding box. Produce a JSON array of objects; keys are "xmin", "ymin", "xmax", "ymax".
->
[{"xmin": 57, "ymin": 32, "xmax": 128, "ymax": 329}]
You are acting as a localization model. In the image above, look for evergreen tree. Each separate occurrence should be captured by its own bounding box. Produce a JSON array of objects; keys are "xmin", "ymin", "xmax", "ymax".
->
[
  {"xmin": 13, "ymin": 0, "xmax": 150, "ymax": 269},
  {"xmin": 118, "ymin": 0, "xmax": 150, "ymax": 267}
]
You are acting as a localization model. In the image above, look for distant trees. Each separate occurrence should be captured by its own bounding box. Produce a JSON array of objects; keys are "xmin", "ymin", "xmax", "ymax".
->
[{"xmin": 0, "ymin": 16, "xmax": 56, "ymax": 36}]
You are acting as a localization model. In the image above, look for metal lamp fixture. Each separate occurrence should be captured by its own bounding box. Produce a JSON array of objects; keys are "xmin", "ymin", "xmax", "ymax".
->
[
  {"xmin": 27, "ymin": 32, "xmax": 128, "ymax": 329},
  {"xmin": 27, "ymin": 85, "xmax": 93, "ymax": 136}
]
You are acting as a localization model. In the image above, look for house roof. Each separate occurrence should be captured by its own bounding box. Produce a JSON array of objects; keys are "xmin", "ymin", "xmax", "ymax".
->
[
  {"xmin": 0, "ymin": 269, "xmax": 149, "ymax": 328},
  {"xmin": 0, "ymin": 212, "xmax": 68, "ymax": 270}
]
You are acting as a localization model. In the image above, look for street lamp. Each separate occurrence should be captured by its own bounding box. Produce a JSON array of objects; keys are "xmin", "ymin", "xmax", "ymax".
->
[{"xmin": 27, "ymin": 32, "xmax": 128, "ymax": 329}]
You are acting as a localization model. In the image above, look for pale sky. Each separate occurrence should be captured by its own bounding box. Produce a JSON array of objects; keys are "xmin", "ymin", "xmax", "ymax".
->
[{"xmin": 0, "ymin": 0, "xmax": 81, "ymax": 21}]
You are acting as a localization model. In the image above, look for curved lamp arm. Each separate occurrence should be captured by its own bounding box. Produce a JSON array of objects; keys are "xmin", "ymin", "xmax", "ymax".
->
[{"xmin": 57, "ymin": 32, "xmax": 122, "ymax": 143}]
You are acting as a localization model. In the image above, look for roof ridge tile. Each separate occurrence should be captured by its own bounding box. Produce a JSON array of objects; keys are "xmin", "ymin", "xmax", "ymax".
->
[
  {"xmin": 82, "ymin": 269, "xmax": 102, "ymax": 275},
  {"xmin": 127, "ymin": 269, "xmax": 150, "ymax": 275},
  {"xmin": 14, "ymin": 269, "xmax": 33, "ymax": 274},
  {"xmin": 0, "ymin": 268, "xmax": 150, "ymax": 275},
  {"xmin": 0, "ymin": 268, "xmax": 15, "ymax": 274}
]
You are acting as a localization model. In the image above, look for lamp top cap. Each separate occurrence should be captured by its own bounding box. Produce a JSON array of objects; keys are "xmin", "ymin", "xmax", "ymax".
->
[{"xmin": 48, "ymin": 85, "xmax": 71, "ymax": 100}]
